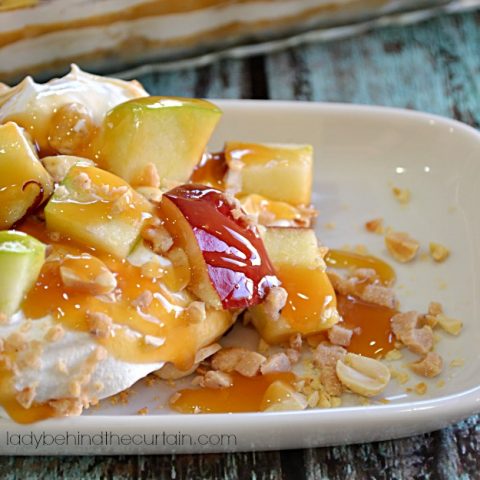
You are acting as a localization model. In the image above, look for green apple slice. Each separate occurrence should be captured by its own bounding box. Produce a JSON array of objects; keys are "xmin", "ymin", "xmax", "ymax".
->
[
  {"xmin": 0, "ymin": 231, "xmax": 46, "ymax": 317},
  {"xmin": 97, "ymin": 97, "xmax": 222, "ymax": 185}
]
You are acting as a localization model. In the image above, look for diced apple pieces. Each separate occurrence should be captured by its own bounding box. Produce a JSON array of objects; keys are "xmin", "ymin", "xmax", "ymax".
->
[
  {"xmin": 45, "ymin": 165, "xmax": 152, "ymax": 258},
  {"xmin": 161, "ymin": 184, "xmax": 280, "ymax": 309},
  {"xmin": 250, "ymin": 228, "xmax": 340, "ymax": 344},
  {"xmin": 0, "ymin": 231, "xmax": 46, "ymax": 316},
  {"xmin": 0, "ymin": 122, "xmax": 53, "ymax": 229},
  {"xmin": 97, "ymin": 97, "xmax": 222, "ymax": 186},
  {"xmin": 225, "ymin": 142, "xmax": 313, "ymax": 206}
]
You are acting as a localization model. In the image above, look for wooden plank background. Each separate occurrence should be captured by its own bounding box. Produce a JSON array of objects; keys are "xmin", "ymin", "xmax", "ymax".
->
[{"xmin": 1, "ymin": 10, "xmax": 479, "ymax": 480}]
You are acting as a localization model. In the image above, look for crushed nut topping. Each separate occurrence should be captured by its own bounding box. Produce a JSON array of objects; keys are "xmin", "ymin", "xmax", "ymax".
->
[
  {"xmin": 48, "ymin": 398, "xmax": 84, "ymax": 418},
  {"xmin": 336, "ymin": 353, "xmax": 391, "ymax": 397},
  {"xmin": 203, "ymin": 370, "xmax": 233, "ymax": 389},
  {"xmin": 365, "ymin": 218, "xmax": 384, "ymax": 234},
  {"xmin": 385, "ymin": 231, "xmax": 420, "ymax": 263},
  {"xmin": 409, "ymin": 352, "xmax": 443, "ymax": 378},
  {"xmin": 44, "ymin": 324, "xmax": 65, "ymax": 343},
  {"xmin": 86, "ymin": 311, "xmax": 113, "ymax": 339},
  {"xmin": 16, "ymin": 384, "xmax": 38, "ymax": 410},
  {"xmin": 392, "ymin": 187, "xmax": 411, "ymax": 204},
  {"xmin": 435, "ymin": 314, "xmax": 463, "ymax": 336},
  {"xmin": 429, "ymin": 242, "xmax": 450, "ymax": 263},
  {"xmin": 428, "ymin": 302, "xmax": 443, "ymax": 316},
  {"xmin": 360, "ymin": 284, "xmax": 397, "ymax": 309},
  {"xmin": 327, "ymin": 324, "xmax": 353, "ymax": 347},
  {"xmin": 132, "ymin": 290, "xmax": 154, "ymax": 309},
  {"xmin": 313, "ymin": 343, "xmax": 346, "ymax": 397},
  {"xmin": 391, "ymin": 311, "xmax": 433, "ymax": 355},
  {"xmin": 260, "ymin": 353, "xmax": 292, "ymax": 374},
  {"xmin": 211, "ymin": 347, "xmax": 266, "ymax": 377},
  {"xmin": 262, "ymin": 286, "xmax": 288, "ymax": 322},
  {"xmin": 142, "ymin": 223, "xmax": 173, "ymax": 254}
]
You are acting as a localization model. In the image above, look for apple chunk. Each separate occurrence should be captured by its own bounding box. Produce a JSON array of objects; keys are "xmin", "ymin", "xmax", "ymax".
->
[
  {"xmin": 250, "ymin": 227, "xmax": 340, "ymax": 344},
  {"xmin": 97, "ymin": 97, "xmax": 222, "ymax": 185},
  {"xmin": 161, "ymin": 184, "xmax": 280, "ymax": 309},
  {"xmin": 224, "ymin": 142, "xmax": 313, "ymax": 206},
  {"xmin": 0, "ymin": 122, "xmax": 53, "ymax": 229},
  {"xmin": 0, "ymin": 231, "xmax": 46, "ymax": 316},
  {"xmin": 45, "ymin": 165, "xmax": 152, "ymax": 258}
]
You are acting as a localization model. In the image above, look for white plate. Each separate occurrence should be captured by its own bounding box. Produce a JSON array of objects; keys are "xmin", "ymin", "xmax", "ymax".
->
[{"xmin": 1, "ymin": 101, "xmax": 479, "ymax": 455}]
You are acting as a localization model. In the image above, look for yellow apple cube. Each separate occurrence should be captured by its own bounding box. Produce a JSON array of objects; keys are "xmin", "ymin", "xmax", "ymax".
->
[
  {"xmin": 225, "ymin": 142, "xmax": 313, "ymax": 206},
  {"xmin": 45, "ymin": 165, "xmax": 152, "ymax": 258},
  {"xmin": 250, "ymin": 227, "xmax": 339, "ymax": 344}
]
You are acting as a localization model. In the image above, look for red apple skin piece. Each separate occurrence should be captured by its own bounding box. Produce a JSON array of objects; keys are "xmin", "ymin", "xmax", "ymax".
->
[{"xmin": 161, "ymin": 184, "xmax": 280, "ymax": 310}]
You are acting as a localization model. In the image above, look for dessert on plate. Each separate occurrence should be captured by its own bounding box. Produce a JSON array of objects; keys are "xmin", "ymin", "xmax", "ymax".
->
[
  {"xmin": 0, "ymin": 67, "xmax": 461, "ymax": 423},
  {"xmin": 0, "ymin": 0, "xmax": 453, "ymax": 82}
]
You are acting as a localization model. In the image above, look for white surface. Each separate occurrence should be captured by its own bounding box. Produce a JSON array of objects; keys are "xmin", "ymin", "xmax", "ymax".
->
[{"xmin": 1, "ymin": 101, "xmax": 479, "ymax": 455}]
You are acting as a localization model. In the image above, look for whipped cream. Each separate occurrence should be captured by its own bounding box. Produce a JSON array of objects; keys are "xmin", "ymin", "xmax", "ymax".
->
[
  {"xmin": 0, "ymin": 314, "xmax": 163, "ymax": 411},
  {"xmin": 0, "ymin": 65, "xmax": 147, "ymax": 150}
]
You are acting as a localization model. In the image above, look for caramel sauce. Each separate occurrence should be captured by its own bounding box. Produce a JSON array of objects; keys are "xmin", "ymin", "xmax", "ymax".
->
[
  {"xmin": 163, "ymin": 184, "xmax": 280, "ymax": 309},
  {"xmin": 190, "ymin": 152, "xmax": 226, "ymax": 188},
  {"xmin": 170, "ymin": 372, "xmax": 295, "ymax": 414},
  {"xmin": 225, "ymin": 142, "xmax": 304, "ymax": 166},
  {"xmin": 1, "ymin": 216, "xmax": 233, "ymax": 423},
  {"xmin": 0, "ymin": 369, "xmax": 56, "ymax": 425},
  {"xmin": 20, "ymin": 217, "xmax": 222, "ymax": 368},
  {"xmin": 325, "ymin": 249, "xmax": 396, "ymax": 285},
  {"xmin": 239, "ymin": 193, "xmax": 306, "ymax": 224},
  {"xmin": 277, "ymin": 264, "xmax": 337, "ymax": 334},
  {"xmin": 337, "ymin": 294, "xmax": 396, "ymax": 358}
]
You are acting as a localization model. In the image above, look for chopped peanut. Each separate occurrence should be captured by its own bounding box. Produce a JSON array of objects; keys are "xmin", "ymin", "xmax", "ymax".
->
[
  {"xmin": 313, "ymin": 343, "xmax": 346, "ymax": 396},
  {"xmin": 414, "ymin": 382, "xmax": 428, "ymax": 395},
  {"xmin": 360, "ymin": 284, "xmax": 397, "ymax": 309},
  {"xmin": 86, "ymin": 311, "xmax": 113, "ymax": 339},
  {"xmin": 203, "ymin": 371, "xmax": 233, "ymax": 389},
  {"xmin": 436, "ymin": 314, "xmax": 463, "ymax": 336},
  {"xmin": 44, "ymin": 325, "xmax": 65, "ymax": 343},
  {"xmin": 142, "ymin": 223, "xmax": 173, "ymax": 254},
  {"xmin": 392, "ymin": 187, "xmax": 411, "ymax": 204},
  {"xmin": 260, "ymin": 353, "xmax": 291, "ymax": 374},
  {"xmin": 262, "ymin": 286, "xmax": 288, "ymax": 322},
  {"xmin": 428, "ymin": 302, "xmax": 443, "ymax": 316},
  {"xmin": 48, "ymin": 102, "xmax": 94, "ymax": 155},
  {"xmin": 211, "ymin": 347, "xmax": 266, "ymax": 377},
  {"xmin": 235, "ymin": 351, "xmax": 267, "ymax": 377},
  {"xmin": 391, "ymin": 311, "xmax": 434, "ymax": 355},
  {"xmin": 336, "ymin": 353, "xmax": 391, "ymax": 397},
  {"xmin": 429, "ymin": 242, "xmax": 450, "ymax": 263},
  {"xmin": 385, "ymin": 231, "xmax": 419, "ymax": 263},
  {"xmin": 132, "ymin": 290, "xmax": 153, "ymax": 310},
  {"xmin": 327, "ymin": 324, "xmax": 353, "ymax": 347},
  {"xmin": 16, "ymin": 385, "xmax": 38, "ymax": 409},
  {"xmin": 409, "ymin": 352, "xmax": 443, "ymax": 378},
  {"xmin": 365, "ymin": 218, "xmax": 384, "ymax": 234},
  {"xmin": 60, "ymin": 256, "xmax": 117, "ymax": 296}
]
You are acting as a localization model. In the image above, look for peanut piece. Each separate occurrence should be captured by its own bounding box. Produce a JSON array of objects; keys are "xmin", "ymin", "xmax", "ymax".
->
[
  {"xmin": 385, "ymin": 231, "xmax": 419, "ymax": 263},
  {"xmin": 336, "ymin": 353, "xmax": 391, "ymax": 397}
]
